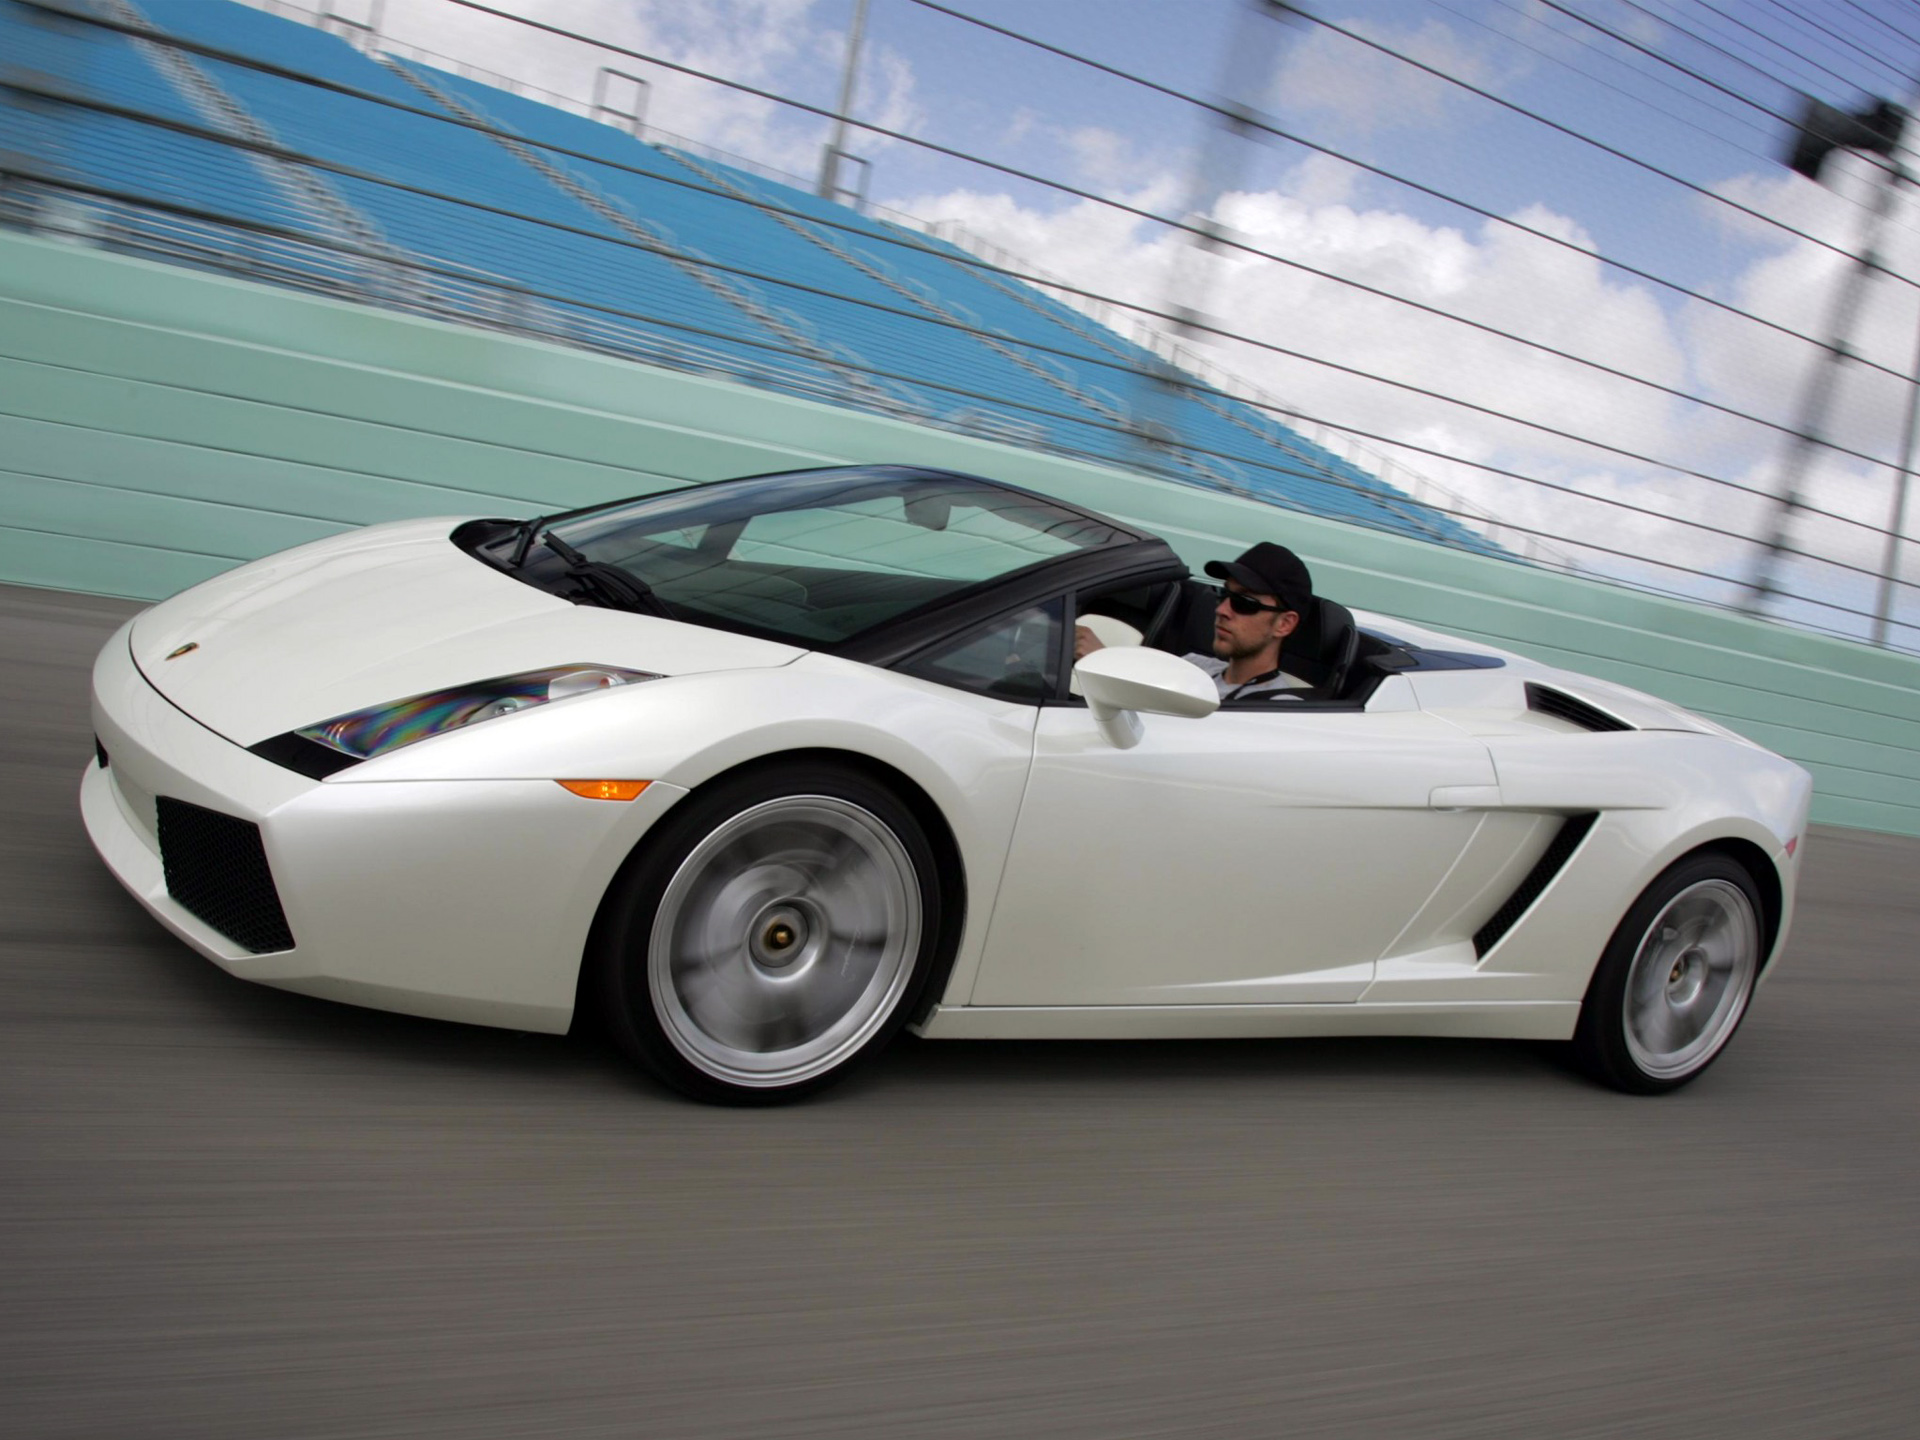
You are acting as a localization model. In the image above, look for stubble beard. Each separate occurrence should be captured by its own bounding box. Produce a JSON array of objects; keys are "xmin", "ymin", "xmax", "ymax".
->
[{"xmin": 1214, "ymin": 628, "xmax": 1266, "ymax": 663}]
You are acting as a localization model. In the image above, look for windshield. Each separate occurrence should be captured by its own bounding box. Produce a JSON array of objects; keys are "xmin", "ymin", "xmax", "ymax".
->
[{"xmin": 496, "ymin": 468, "xmax": 1129, "ymax": 646}]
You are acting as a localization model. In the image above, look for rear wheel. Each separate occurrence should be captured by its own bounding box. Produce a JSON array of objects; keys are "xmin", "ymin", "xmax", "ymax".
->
[
  {"xmin": 592, "ymin": 761, "xmax": 942, "ymax": 1104},
  {"xmin": 1571, "ymin": 852, "xmax": 1764, "ymax": 1094}
]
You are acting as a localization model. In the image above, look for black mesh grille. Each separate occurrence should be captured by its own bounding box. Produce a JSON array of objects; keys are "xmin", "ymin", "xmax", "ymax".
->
[
  {"xmin": 156, "ymin": 798, "xmax": 296, "ymax": 954},
  {"xmin": 1473, "ymin": 813, "xmax": 1598, "ymax": 959},
  {"xmin": 1526, "ymin": 683, "xmax": 1632, "ymax": 732}
]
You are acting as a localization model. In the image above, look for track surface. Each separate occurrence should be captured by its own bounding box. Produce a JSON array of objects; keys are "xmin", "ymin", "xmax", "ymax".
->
[{"xmin": 3, "ymin": 583, "xmax": 1916, "ymax": 1439}]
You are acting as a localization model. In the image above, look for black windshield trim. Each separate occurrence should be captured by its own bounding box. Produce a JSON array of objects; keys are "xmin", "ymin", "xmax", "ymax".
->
[
  {"xmin": 459, "ymin": 466, "xmax": 1153, "ymax": 651},
  {"xmin": 464, "ymin": 466, "xmax": 1150, "ymax": 561}
]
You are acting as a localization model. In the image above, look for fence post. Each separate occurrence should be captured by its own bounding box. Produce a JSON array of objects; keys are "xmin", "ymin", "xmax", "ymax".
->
[{"xmin": 1874, "ymin": 303, "xmax": 1920, "ymax": 644}]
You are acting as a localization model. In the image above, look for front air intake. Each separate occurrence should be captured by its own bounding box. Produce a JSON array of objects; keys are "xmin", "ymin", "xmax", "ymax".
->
[
  {"xmin": 156, "ymin": 798, "xmax": 296, "ymax": 954},
  {"xmin": 1526, "ymin": 683, "xmax": 1632, "ymax": 732}
]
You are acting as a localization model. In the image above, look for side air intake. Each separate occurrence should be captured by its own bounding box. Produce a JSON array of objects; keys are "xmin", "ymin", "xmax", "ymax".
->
[
  {"xmin": 1473, "ymin": 813, "xmax": 1599, "ymax": 959},
  {"xmin": 156, "ymin": 798, "xmax": 296, "ymax": 954},
  {"xmin": 1526, "ymin": 683, "xmax": 1632, "ymax": 732}
]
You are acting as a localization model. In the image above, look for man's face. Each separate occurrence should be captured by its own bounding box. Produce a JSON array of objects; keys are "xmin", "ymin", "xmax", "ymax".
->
[{"xmin": 1213, "ymin": 580, "xmax": 1300, "ymax": 662}]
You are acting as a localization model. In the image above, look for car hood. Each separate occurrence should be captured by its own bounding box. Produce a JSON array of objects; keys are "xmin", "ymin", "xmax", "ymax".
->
[{"xmin": 132, "ymin": 519, "xmax": 805, "ymax": 746}]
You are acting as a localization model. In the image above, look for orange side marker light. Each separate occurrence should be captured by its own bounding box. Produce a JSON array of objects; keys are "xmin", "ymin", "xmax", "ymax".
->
[{"xmin": 556, "ymin": 779, "xmax": 651, "ymax": 801}]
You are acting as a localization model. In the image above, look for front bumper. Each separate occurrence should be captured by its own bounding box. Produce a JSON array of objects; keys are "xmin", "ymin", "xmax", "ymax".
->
[{"xmin": 84, "ymin": 622, "xmax": 686, "ymax": 1033}]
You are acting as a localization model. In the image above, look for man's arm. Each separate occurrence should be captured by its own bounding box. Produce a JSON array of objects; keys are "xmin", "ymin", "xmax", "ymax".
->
[{"xmin": 1073, "ymin": 615, "xmax": 1142, "ymax": 659}]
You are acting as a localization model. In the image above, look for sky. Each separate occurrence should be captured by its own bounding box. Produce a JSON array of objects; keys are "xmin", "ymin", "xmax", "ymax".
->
[{"xmin": 247, "ymin": 0, "xmax": 1920, "ymax": 646}]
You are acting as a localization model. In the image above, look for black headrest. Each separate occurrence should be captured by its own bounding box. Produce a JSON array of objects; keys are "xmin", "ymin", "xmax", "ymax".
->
[
  {"xmin": 1284, "ymin": 597, "xmax": 1357, "ymax": 694},
  {"xmin": 1165, "ymin": 578, "xmax": 1219, "ymax": 655}
]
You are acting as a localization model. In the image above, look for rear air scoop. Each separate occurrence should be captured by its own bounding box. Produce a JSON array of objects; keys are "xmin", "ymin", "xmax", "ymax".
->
[{"xmin": 132, "ymin": 520, "xmax": 803, "ymax": 747}]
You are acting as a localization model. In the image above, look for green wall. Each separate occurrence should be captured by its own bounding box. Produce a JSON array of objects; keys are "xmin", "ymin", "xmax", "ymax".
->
[{"xmin": 4, "ymin": 230, "xmax": 1917, "ymax": 836}]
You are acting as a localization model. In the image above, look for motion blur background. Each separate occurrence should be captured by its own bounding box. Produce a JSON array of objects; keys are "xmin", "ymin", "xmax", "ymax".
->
[
  {"xmin": 6, "ymin": 0, "xmax": 1920, "ymax": 833},
  {"xmin": 2, "ymin": 3, "xmax": 1918, "ymax": 1435}
]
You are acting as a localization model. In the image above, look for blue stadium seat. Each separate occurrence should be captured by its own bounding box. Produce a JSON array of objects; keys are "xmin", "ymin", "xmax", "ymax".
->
[{"xmin": 1, "ymin": 0, "xmax": 308, "ymax": 236}]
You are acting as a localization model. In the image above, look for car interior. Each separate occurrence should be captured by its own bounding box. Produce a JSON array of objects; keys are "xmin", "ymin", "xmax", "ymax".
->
[{"xmin": 1076, "ymin": 577, "xmax": 1400, "ymax": 707}]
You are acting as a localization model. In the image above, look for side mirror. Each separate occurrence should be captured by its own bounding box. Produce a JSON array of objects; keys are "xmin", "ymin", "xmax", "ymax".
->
[{"xmin": 1071, "ymin": 647, "xmax": 1219, "ymax": 748}]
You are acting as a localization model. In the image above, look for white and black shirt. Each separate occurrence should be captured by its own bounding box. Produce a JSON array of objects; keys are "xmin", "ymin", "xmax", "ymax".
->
[{"xmin": 1181, "ymin": 653, "xmax": 1311, "ymax": 702}]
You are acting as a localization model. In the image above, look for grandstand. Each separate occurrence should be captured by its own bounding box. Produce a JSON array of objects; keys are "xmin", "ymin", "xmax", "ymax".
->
[{"xmin": 0, "ymin": 0, "xmax": 1512, "ymax": 558}]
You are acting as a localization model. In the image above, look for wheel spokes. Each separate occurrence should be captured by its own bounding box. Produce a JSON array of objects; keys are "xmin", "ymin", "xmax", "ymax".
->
[
  {"xmin": 1621, "ymin": 877, "xmax": 1759, "ymax": 1080},
  {"xmin": 648, "ymin": 795, "xmax": 921, "ymax": 1086}
]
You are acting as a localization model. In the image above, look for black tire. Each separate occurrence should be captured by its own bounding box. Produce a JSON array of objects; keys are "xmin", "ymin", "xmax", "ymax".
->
[
  {"xmin": 1570, "ymin": 851, "xmax": 1766, "ymax": 1094},
  {"xmin": 590, "ymin": 760, "xmax": 944, "ymax": 1105}
]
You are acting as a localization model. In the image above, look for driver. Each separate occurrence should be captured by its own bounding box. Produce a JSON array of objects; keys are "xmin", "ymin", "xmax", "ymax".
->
[{"xmin": 1074, "ymin": 541, "xmax": 1314, "ymax": 702}]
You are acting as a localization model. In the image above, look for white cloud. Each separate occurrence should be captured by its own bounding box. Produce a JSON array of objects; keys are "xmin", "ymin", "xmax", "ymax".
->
[
  {"xmin": 1064, "ymin": 126, "xmax": 1150, "ymax": 191},
  {"xmin": 888, "ymin": 146, "xmax": 1920, "ymax": 628},
  {"xmin": 859, "ymin": 44, "xmax": 922, "ymax": 146},
  {"xmin": 1276, "ymin": 13, "xmax": 1518, "ymax": 135},
  {"xmin": 1580, "ymin": 0, "xmax": 1670, "ymax": 49}
]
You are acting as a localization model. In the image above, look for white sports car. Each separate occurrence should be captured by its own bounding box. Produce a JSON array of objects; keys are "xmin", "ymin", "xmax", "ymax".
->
[{"xmin": 83, "ymin": 465, "xmax": 1812, "ymax": 1102}]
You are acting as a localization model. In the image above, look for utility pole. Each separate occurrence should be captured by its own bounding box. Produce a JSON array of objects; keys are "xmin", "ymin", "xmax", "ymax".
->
[
  {"xmin": 1131, "ymin": 0, "xmax": 1304, "ymax": 477},
  {"xmin": 817, "ymin": 0, "xmax": 871, "ymax": 204},
  {"xmin": 1874, "ymin": 312, "xmax": 1920, "ymax": 644},
  {"xmin": 1874, "ymin": 85, "xmax": 1920, "ymax": 647},
  {"xmin": 1746, "ymin": 162, "xmax": 1902, "ymax": 616},
  {"xmin": 1747, "ymin": 96, "xmax": 1907, "ymax": 620}
]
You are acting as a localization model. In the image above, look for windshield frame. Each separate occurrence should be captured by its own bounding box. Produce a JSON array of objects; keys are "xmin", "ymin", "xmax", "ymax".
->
[{"xmin": 468, "ymin": 465, "xmax": 1154, "ymax": 652}]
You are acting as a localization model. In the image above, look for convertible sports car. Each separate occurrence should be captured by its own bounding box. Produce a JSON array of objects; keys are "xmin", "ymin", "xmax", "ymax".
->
[{"xmin": 83, "ymin": 465, "xmax": 1811, "ymax": 1102}]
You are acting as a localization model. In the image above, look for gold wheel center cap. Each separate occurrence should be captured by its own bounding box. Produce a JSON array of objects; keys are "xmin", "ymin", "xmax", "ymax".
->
[{"xmin": 765, "ymin": 923, "xmax": 796, "ymax": 951}]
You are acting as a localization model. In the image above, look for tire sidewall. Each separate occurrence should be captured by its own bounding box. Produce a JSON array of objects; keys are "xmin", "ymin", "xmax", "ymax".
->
[
  {"xmin": 591, "ymin": 760, "xmax": 943, "ymax": 1104},
  {"xmin": 1574, "ymin": 851, "xmax": 1765, "ymax": 1094}
]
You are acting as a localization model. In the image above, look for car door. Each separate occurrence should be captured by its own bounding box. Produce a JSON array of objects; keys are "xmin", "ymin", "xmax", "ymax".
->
[{"xmin": 970, "ymin": 700, "xmax": 1500, "ymax": 1006}]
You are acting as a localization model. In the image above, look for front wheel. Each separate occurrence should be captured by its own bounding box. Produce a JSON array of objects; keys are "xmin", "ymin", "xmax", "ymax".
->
[
  {"xmin": 1571, "ymin": 852, "xmax": 1765, "ymax": 1094},
  {"xmin": 591, "ymin": 762, "xmax": 943, "ymax": 1104}
]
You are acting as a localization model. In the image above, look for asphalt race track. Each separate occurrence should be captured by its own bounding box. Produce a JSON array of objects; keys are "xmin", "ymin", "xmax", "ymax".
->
[{"xmin": 3, "ymin": 581, "xmax": 1916, "ymax": 1439}]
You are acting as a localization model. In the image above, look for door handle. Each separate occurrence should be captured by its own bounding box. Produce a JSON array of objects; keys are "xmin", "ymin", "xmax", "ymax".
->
[{"xmin": 1429, "ymin": 784, "xmax": 1502, "ymax": 810}]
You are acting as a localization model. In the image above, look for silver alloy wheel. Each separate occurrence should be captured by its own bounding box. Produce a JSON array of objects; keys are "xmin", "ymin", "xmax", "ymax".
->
[
  {"xmin": 1622, "ymin": 877, "xmax": 1759, "ymax": 1080},
  {"xmin": 647, "ymin": 795, "xmax": 921, "ymax": 1088}
]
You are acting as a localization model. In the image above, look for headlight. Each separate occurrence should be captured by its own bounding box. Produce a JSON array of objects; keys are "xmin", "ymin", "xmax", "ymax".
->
[{"xmin": 298, "ymin": 666, "xmax": 659, "ymax": 760}]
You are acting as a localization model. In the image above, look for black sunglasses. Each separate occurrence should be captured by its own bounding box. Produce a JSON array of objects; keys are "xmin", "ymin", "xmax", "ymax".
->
[{"xmin": 1215, "ymin": 586, "xmax": 1290, "ymax": 616}]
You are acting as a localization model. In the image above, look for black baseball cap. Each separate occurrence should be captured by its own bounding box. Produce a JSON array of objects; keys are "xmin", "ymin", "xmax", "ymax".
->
[{"xmin": 1204, "ymin": 542, "xmax": 1313, "ymax": 612}]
